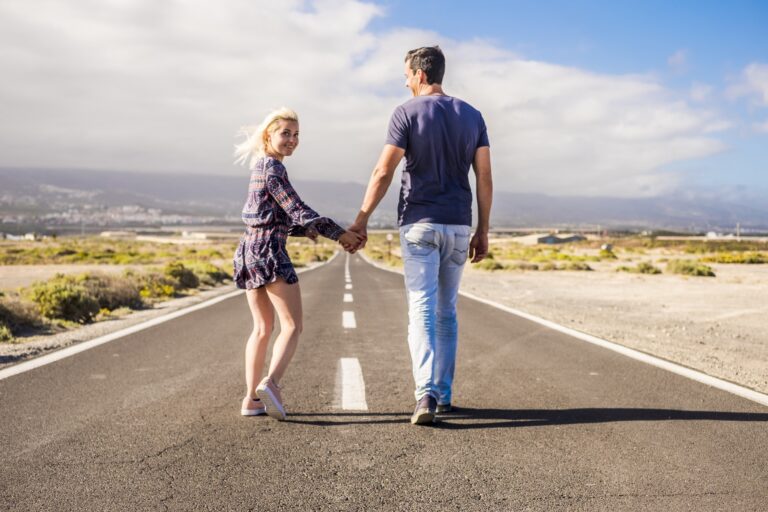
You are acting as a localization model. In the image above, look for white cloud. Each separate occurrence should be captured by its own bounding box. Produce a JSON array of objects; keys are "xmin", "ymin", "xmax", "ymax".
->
[
  {"xmin": 0, "ymin": 0, "xmax": 729, "ymax": 197},
  {"xmin": 667, "ymin": 49, "xmax": 688, "ymax": 74},
  {"xmin": 689, "ymin": 82, "xmax": 712, "ymax": 102},
  {"xmin": 728, "ymin": 62, "xmax": 768, "ymax": 105}
]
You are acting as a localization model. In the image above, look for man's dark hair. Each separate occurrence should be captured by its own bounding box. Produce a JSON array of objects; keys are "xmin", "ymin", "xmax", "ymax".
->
[{"xmin": 405, "ymin": 46, "xmax": 445, "ymax": 85}]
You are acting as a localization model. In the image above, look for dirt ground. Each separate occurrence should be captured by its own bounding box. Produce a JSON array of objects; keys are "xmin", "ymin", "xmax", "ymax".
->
[
  {"xmin": 0, "ymin": 261, "xmax": 231, "ymax": 291},
  {"xmin": 460, "ymin": 263, "xmax": 768, "ymax": 395},
  {"xmin": 0, "ymin": 264, "xmax": 145, "ymax": 290}
]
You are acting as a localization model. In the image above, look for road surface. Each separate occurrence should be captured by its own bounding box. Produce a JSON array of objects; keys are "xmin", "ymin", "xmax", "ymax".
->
[{"xmin": 1, "ymin": 253, "xmax": 767, "ymax": 510}]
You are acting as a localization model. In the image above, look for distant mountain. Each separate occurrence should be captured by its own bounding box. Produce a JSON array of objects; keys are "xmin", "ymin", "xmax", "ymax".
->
[
  {"xmin": 1, "ymin": 167, "xmax": 767, "ymax": 232},
  {"xmin": 492, "ymin": 191, "xmax": 768, "ymax": 232}
]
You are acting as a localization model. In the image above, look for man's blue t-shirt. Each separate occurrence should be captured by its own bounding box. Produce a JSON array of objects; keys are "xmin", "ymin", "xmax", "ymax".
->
[{"xmin": 386, "ymin": 95, "xmax": 489, "ymax": 227}]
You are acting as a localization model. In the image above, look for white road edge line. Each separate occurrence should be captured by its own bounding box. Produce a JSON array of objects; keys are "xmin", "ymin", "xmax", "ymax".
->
[
  {"xmin": 357, "ymin": 251, "xmax": 768, "ymax": 408},
  {"xmin": 0, "ymin": 251, "xmax": 343, "ymax": 382},
  {"xmin": 339, "ymin": 357, "xmax": 368, "ymax": 410},
  {"xmin": 342, "ymin": 311, "xmax": 357, "ymax": 329},
  {"xmin": 343, "ymin": 293, "xmax": 353, "ymax": 303}
]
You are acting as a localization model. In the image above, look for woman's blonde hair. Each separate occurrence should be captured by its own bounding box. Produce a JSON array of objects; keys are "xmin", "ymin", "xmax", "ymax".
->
[{"xmin": 234, "ymin": 107, "xmax": 299, "ymax": 168}]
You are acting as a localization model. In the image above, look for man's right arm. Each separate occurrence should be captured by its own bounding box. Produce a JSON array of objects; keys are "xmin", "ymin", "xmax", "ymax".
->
[
  {"xmin": 348, "ymin": 144, "xmax": 405, "ymax": 249},
  {"xmin": 470, "ymin": 146, "xmax": 493, "ymax": 262}
]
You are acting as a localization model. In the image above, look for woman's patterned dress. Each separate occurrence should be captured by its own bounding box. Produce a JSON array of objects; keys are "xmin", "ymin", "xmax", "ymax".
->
[{"xmin": 233, "ymin": 156, "xmax": 345, "ymax": 289}]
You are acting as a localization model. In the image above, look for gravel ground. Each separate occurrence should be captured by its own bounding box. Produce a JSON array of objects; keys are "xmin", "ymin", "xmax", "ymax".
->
[{"xmin": 460, "ymin": 263, "xmax": 768, "ymax": 394}]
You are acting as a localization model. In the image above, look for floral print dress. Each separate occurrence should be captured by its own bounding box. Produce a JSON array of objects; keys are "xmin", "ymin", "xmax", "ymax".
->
[{"xmin": 233, "ymin": 156, "xmax": 345, "ymax": 289}]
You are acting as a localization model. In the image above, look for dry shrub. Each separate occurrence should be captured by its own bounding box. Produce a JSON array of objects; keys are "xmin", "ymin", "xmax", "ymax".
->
[
  {"xmin": 0, "ymin": 295, "xmax": 44, "ymax": 335},
  {"xmin": 80, "ymin": 273, "xmax": 145, "ymax": 310}
]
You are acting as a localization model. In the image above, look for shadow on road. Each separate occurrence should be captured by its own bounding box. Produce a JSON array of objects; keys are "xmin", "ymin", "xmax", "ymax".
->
[
  {"xmin": 284, "ymin": 407, "xmax": 768, "ymax": 428},
  {"xmin": 285, "ymin": 412, "xmax": 410, "ymax": 426},
  {"xmin": 432, "ymin": 407, "xmax": 768, "ymax": 430}
]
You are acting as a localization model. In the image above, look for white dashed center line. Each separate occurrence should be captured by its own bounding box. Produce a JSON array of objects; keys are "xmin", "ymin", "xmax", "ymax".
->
[
  {"xmin": 345, "ymin": 284, "xmax": 353, "ymax": 290},
  {"xmin": 342, "ymin": 311, "xmax": 357, "ymax": 329},
  {"xmin": 343, "ymin": 293, "xmax": 353, "ymax": 303},
  {"xmin": 338, "ymin": 357, "xmax": 368, "ymax": 411}
]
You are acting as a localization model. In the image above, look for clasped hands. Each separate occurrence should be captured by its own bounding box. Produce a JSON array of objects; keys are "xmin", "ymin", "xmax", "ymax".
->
[
  {"xmin": 305, "ymin": 224, "xmax": 366, "ymax": 253},
  {"xmin": 336, "ymin": 221, "xmax": 367, "ymax": 253},
  {"xmin": 338, "ymin": 228, "xmax": 366, "ymax": 253}
]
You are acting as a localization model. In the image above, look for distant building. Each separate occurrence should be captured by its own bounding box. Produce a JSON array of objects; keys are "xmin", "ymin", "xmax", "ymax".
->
[{"xmin": 100, "ymin": 231, "xmax": 136, "ymax": 238}]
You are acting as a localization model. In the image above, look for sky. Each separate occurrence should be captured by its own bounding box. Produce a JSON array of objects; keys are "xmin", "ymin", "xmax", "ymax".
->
[{"xmin": 1, "ymin": 0, "xmax": 766, "ymax": 198}]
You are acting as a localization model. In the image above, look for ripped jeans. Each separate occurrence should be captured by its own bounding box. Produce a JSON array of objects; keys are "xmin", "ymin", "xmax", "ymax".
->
[{"xmin": 399, "ymin": 223, "xmax": 471, "ymax": 404}]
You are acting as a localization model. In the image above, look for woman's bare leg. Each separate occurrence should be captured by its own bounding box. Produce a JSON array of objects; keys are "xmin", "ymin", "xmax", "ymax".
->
[
  {"xmin": 244, "ymin": 287, "xmax": 274, "ymax": 401},
  {"xmin": 264, "ymin": 279, "xmax": 303, "ymax": 385}
]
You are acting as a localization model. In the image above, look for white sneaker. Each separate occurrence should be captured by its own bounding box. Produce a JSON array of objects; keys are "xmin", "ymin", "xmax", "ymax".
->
[
  {"xmin": 241, "ymin": 397, "xmax": 266, "ymax": 416},
  {"xmin": 256, "ymin": 377, "xmax": 286, "ymax": 420}
]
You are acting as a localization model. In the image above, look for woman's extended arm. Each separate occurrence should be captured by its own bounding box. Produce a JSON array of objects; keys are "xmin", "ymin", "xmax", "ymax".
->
[{"xmin": 266, "ymin": 165, "xmax": 345, "ymax": 241}]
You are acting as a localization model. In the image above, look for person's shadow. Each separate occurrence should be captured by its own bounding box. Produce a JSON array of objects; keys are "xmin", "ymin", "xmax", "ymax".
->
[{"xmin": 286, "ymin": 407, "xmax": 768, "ymax": 429}]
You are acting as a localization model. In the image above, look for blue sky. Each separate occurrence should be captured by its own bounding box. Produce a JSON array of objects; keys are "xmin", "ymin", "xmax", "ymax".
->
[
  {"xmin": 0, "ymin": 0, "xmax": 766, "ymax": 197},
  {"xmin": 372, "ymin": 1, "xmax": 767, "ymax": 78},
  {"xmin": 371, "ymin": 0, "xmax": 768, "ymax": 191}
]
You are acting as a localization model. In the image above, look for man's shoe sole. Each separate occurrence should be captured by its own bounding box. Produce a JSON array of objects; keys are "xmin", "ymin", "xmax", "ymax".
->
[{"xmin": 411, "ymin": 409, "xmax": 435, "ymax": 425}]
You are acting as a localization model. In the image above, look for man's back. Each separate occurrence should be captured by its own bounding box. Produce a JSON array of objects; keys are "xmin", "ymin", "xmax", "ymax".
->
[{"xmin": 386, "ymin": 95, "xmax": 489, "ymax": 227}]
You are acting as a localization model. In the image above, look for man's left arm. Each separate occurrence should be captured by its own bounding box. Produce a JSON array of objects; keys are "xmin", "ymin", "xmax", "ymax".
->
[
  {"xmin": 348, "ymin": 144, "xmax": 405, "ymax": 249},
  {"xmin": 470, "ymin": 146, "xmax": 493, "ymax": 262}
]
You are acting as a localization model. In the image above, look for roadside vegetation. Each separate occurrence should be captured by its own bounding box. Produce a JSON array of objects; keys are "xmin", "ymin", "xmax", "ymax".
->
[
  {"xmin": 616, "ymin": 262, "xmax": 662, "ymax": 274},
  {"xmin": 362, "ymin": 232, "xmax": 767, "ymax": 278},
  {"xmin": 0, "ymin": 235, "xmax": 337, "ymax": 343},
  {"xmin": 665, "ymin": 259, "xmax": 716, "ymax": 277}
]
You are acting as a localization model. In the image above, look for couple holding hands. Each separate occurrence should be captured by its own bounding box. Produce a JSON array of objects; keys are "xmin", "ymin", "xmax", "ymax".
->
[{"xmin": 233, "ymin": 46, "xmax": 493, "ymax": 425}]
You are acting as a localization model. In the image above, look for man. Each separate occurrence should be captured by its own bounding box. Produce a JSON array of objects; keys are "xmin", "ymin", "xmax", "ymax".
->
[{"xmin": 349, "ymin": 46, "xmax": 493, "ymax": 425}]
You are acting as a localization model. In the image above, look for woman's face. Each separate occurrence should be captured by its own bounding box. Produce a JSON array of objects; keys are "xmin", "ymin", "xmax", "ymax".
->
[{"xmin": 267, "ymin": 119, "xmax": 299, "ymax": 159}]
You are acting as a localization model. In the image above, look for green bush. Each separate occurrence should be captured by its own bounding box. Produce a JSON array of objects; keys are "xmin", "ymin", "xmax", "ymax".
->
[
  {"xmin": 635, "ymin": 262, "xmax": 662, "ymax": 274},
  {"xmin": 0, "ymin": 324, "xmax": 13, "ymax": 342},
  {"xmin": 700, "ymin": 252, "xmax": 767, "ymax": 264},
  {"xmin": 562, "ymin": 262, "xmax": 593, "ymax": 271},
  {"xmin": 28, "ymin": 275, "xmax": 100, "ymax": 323},
  {"xmin": 616, "ymin": 262, "xmax": 662, "ymax": 274},
  {"xmin": 507, "ymin": 262, "xmax": 539, "ymax": 271},
  {"xmin": 164, "ymin": 262, "xmax": 199, "ymax": 290},
  {"xmin": 474, "ymin": 259, "xmax": 505, "ymax": 271},
  {"xmin": 138, "ymin": 272, "xmax": 178, "ymax": 299},
  {"xmin": 599, "ymin": 249, "xmax": 618, "ymax": 259},
  {"xmin": 180, "ymin": 261, "xmax": 230, "ymax": 287},
  {"xmin": 666, "ymin": 259, "xmax": 716, "ymax": 277}
]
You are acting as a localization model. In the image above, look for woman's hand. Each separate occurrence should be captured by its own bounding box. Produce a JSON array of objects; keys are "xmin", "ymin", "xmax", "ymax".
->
[{"xmin": 338, "ymin": 231, "xmax": 365, "ymax": 253}]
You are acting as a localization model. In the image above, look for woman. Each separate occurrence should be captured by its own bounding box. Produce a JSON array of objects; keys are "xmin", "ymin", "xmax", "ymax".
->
[{"xmin": 233, "ymin": 107, "xmax": 362, "ymax": 420}]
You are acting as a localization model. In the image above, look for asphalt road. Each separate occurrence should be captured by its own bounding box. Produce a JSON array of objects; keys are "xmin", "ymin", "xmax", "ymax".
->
[{"xmin": 1, "ymin": 253, "xmax": 767, "ymax": 511}]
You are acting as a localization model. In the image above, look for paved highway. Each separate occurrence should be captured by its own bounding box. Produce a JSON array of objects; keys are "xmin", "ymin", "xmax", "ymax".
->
[{"xmin": 1, "ymin": 253, "xmax": 767, "ymax": 511}]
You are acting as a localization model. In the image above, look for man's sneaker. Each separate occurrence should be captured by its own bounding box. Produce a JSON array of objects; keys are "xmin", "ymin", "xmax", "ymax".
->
[
  {"xmin": 256, "ymin": 377, "xmax": 286, "ymax": 421},
  {"xmin": 411, "ymin": 394, "xmax": 437, "ymax": 425},
  {"xmin": 436, "ymin": 403, "xmax": 452, "ymax": 414}
]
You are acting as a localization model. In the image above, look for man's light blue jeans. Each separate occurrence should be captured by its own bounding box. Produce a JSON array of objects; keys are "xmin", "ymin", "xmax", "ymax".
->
[{"xmin": 399, "ymin": 222, "xmax": 471, "ymax": 404}]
